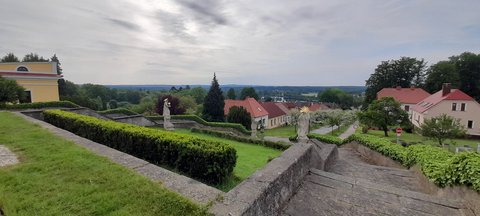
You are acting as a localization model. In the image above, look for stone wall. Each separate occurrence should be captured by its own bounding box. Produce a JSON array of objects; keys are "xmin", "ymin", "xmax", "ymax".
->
[{"xmin": 113, "ymin": 115, "xmax": 157, "ymax": 127}]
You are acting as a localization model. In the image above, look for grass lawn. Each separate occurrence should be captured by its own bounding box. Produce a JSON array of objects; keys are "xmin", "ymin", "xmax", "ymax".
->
[
  {"xmin": 0, "ymin": 112, "xmax": 206, "ymax": 216},
  {"xmin": 364, "ymin": 129, "xmax": 480, "ymax": 151},
  {"xmin": 262, "ymin": 125, "xmax": 296, "ymax": 138},
  {"xmin": 174, "ymin": 129, "xmax": 282, "ymax": 191}
]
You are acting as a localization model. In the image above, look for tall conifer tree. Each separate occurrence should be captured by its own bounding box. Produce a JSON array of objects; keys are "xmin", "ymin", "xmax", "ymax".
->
[{"xmin": 203, "ymin": 73, "xmax": 225, "ymax": 122}]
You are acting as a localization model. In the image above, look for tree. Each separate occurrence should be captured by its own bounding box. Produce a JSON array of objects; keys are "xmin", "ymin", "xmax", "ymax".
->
[
  {"xmin": 420, "ymin": 114, "xmax": 466, "ymax": 147},
  {"xmin": 364, "ymin": 57, "xmax": 427, "ymax": 107},
  {"xmin": 109, "ymin": 99, "xmax": 118, "ymax": 109},
  {"xmin": 58, "ymin": 79, "xmax": 79, "ymax": 97},
  {"xmin": 452, "ymin": 52, "xmax": 480, "ymax": 101},
  {"xmin": 22, "ymin": 53, "xmax": 48, "ymax": 62},
  {"xmin": 358, "ymin": 97, "xmax": 408, "ymax": 137},
  {"xmin": 202, "ymin": 74, "xmax": 225, "ymax": 122},
  {"xmin": 0, "ymin": 76, "xmax": 25, "ymax": 104},
  {"xmin": 239, "ymin": 87, "xmax": 259, "ymax": 100},
  {"xmin": 227, "ymin": 106, "xmax": 252, "ymax": 130},
  {"xmin": 178, "ymin": 95, "xmax": 197, "ymax": 114},
  {"xmin": 1, "ymin": 53, "xmax": 19, "ymax": 62},
  {"xmin": 324, "ymin": 110, "xmax": 345, "ymax": 135},
  {"xmin": 424, "ymin": 61, "xmax": 459, "ymax": 93},
  {"xmin": 227, "ymin": 88, "xmax": 236, "ymax": 99},
  {"xmin": 50, "ymin": 54, "xmax": 63, "ymax": 75},
  {"xmin": 156, "ymin": 95, "xmax": 185, "ymax": 115},
  {"xmin": 318, "ymin": 88, "xmax": 354, "ymax": 109}
]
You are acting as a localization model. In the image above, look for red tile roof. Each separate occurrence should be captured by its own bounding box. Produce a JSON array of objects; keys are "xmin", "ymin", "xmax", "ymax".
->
[
  {"xmin": 308, "ymin": 103, "xmax": 330, "ymax": 112},
  {"xmin": 412, "ymin": 89, "xmax": 475, "ymax": 113},
  {"xmin": 224, "ymin": 97, "xmax": 269, "ymax": 118},
  {"xmin": 274, "ymin": 102, "xmax": 290, "ymax": 114},
  {"xmin": 260, "ymin": 102, "xmax": 287, "ymax": 118},
  {"xmin": 377, "ymin": 87, "xmax": 431, "ymax": 104}
]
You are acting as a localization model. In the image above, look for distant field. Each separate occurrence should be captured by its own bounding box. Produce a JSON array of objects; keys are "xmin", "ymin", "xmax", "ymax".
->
[{"xmin": 301, "ymin": 92, "xmax": 318, "ymax": 97}]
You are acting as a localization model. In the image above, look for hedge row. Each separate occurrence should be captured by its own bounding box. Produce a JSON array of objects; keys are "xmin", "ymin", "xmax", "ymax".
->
[
  {"xmin": 307, "ymin": 134, "xmax": 344, "ymax": 145},
  {"xmin": 43, "ymin": 110, "xmax": 237, "ymax": 184},
  {"xmin": 191, "ymin": 127, "xmax": 290, "ymax": 150},
  {"xmin": 98, "ymin": 108, "xmax": 139, "ymax": 116},
  {"xmin": 148, "ymin": 115, "xmax": 251, "ymax": 135},
  {"xmin": 0, "ymin": 101, "xmax": 80, "ymax": 110},
  {"xmin": 346, "ymin": 133, "xmax": 480, "ymax": 191}
]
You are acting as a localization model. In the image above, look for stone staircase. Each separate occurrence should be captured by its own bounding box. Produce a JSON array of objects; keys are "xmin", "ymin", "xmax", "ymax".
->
[{"xmin": 281, "ymin": 148, "xmax": 473, "ymax": 216}]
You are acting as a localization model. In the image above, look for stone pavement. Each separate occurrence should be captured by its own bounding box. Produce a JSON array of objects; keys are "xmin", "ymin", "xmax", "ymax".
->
[
  {"xmin": 281, "ymin": 147, "xmax": 471, "ymax": 216},
  {"xmin": 310, "ymin": 125, "xmax": 338, "ymax": 135},
  {"xmin": 0, "ymin": 145, "xmax": 19, "ymax": 167},
  {"xmin": 338, "ymin": 122, "xmax": 358, "ymax": 139}
]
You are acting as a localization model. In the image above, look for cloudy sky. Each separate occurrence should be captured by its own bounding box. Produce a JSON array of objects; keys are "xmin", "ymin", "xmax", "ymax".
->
[{"xmin": 1, "ymin": 0, "xmax": 479, "ymax": 86}]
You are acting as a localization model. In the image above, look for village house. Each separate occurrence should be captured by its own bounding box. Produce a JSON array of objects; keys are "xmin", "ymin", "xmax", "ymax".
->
[
  {"xmin": 377, "ymin": 86, "xmax": 431, "ymax": 113},
  {"xmin": 224, "ymin": 97, "xmax": 269, "ymax": 128},
  {"xmin": 411, "ymin": 83, "xmax": 480, "ymax": 136},
  {"xmin": 260, "ymin": 102, "xmax": 288, "ymax": 129},
  {"xmin": 0, "ymin": 62, "xmax": 60, "ymax": 102}
]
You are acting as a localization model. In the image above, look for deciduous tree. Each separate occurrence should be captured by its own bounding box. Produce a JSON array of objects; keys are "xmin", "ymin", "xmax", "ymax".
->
[
  {"xmin": 358, "ymin": 97, "xmax": 408, "ymax": 137},
  {"xmin": 424, "ymin": 61, "xmax": 459, "ymax": 93},
  {"xmin": 0, "ymin": 76, "xmax": 25, "ymax": 104},
  {"xmin": 420, "ymin": 114, "xmax": 466, "ymax": 147},
  {"xmin": 156, "ymin": 95, "xmax": 185, "ymax": 115},
  {"xmin": 227, "ymin": 106, "xmax": 252, "ymax": 130},
  {"xmin": 227, "ymin": 88, "xmax": 236, "ymax": 99},
  {"xmin": 240, "ymin": 87, "xmax": 259, "ymax": 100}
]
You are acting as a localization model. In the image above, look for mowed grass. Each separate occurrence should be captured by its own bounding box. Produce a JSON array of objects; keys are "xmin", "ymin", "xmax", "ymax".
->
[
  {"xmin": 174, "ymin": 129, "xmax": 282, "ymax": 191},
  {"xmin": 0, "ymin": 112, "xmax": 206, "ymax": 216},
  {"xmin": 365, "ymin": 129, "xmax": 480, "ymax": 150},
  {"xmin": 263, "ymin": 125, "xmax": 296, "ymax": 138}
]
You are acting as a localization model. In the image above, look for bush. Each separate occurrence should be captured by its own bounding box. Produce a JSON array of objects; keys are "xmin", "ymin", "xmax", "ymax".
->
[
  {"xmin": 308, "ymin": 134, "xmax": 344, "ymax": 145},
  {"xmin": 43, "ymin": 110, "xmax": 236, "ymax": 184},
  {"xmin": 288, "ymin": 135, "xmax": 298, "ymax": 142},
  {"xmin": 98, "ymin": 108, "xmax": 139, "ymax": 116},
  {"xmin": 147, "ymin": 115, "xmax": 251, "ymax": 135},
  {"xmin": 191, "ymin": 127, "xmax": 290, "ymax": 150},
  {"xmin": 0, "ymin": 101, "xmax": 80, "ymax": 110},
  {"xmin": 346, "ymin": 133, "xmax": 480, "ymax": 191}
]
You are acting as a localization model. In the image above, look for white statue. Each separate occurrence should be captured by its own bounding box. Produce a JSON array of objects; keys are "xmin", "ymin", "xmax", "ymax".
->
[
  {"xmin": 251, "ymin": 120, "xmax": 258, "ymax": 137},
  {"xmin": 297, "ymin": 106, "xmax": 310, "ymax": 142},
  {"xmin": 163, "ymin": 98, "xmax": 174, "ymax": 131}
]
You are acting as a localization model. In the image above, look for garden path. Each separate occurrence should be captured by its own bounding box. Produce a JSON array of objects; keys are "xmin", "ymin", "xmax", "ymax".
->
[
  {"xmin": 310, "ymin": 125, "xmax": 338, "ymax": 135},
  {"xmin": 0, "ymin": 145, "xmax": 19, "ymax": 167}
]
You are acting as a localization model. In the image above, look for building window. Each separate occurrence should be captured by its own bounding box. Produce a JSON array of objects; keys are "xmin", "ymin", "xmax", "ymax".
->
[
  {"xmin": 461, "ymin": 103, "xmax": 466, "ymax": 111},
  {"xmin": 404, "ymin": 105, "xmax": 410, "ymax": 111},
  {"xmin": 16, "ymin": 66, "xmax": 29, "ymax": 72},
  {"xmin": 468, "ymin": 120, "xmax": 474, "ymax": 129},
  {"xmin": 452, "ymin": 103, "xmax": 457, "ymax": 111}
]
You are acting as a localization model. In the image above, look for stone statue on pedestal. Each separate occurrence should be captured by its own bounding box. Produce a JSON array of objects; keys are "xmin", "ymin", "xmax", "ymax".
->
[
  {"xmin": 251, "ymin": 120, "xmax": 258, "ymax": 137},
  {"xmin": 163, "ymin": 98, "xmax": 174, "ymax": 131},
  {"xmin": 297, "ymin": 106, "xmax": 310, "ymax": 142}
]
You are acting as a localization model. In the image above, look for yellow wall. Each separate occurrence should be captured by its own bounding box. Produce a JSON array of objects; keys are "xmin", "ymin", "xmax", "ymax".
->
[
  {"xmin": 15, "ymin": 79, "xmax": 59, "ymax": 102},
  {"xmin": 267, "ymin": 115, "xmax": 287, "ymax": 129},
  {"xmin": 0, "ymin": 62, "xmax": 55, "ymax": 74}
]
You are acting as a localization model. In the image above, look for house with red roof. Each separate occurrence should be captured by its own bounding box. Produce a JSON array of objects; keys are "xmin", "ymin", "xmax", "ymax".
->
[
  {"xmin": 411, "ymin": 83, "xmax": 480, "ymax": 136},
  {"xmin": 224, "ymin": 97, "xmax": 269, "ymax": 128},
  {"xmin": 260, "ymin": 102, "xmax": 288, "ymax": 128},
  {"xmin": 377, "ymin": 86, "xmax": 431, "ymax": 112}
]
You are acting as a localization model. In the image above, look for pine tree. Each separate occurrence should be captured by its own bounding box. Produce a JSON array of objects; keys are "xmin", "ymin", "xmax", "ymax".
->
[
  {"xmin": 1, "ymin": 53, "xmax": 20, "ymax": 62},
  {"xmin": 203, "ymin": 73, "xmax": 225, "ymax": 122},
  {"xmin": 50, "ymin": 54, "xmax": 63, "ymax": 75}
]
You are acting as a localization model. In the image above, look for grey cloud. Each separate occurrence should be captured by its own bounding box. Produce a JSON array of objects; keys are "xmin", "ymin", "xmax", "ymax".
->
[
  {"xmin": 177, "ymin": 0, "xmax": 228, "ymax": 26},
  {"xmin": 105, "ymin": 18, "xmax": 141, "ymax": 31},
  {"xmin": 155, "ymin": 9, "xmax": 196, "ymax": 43}
]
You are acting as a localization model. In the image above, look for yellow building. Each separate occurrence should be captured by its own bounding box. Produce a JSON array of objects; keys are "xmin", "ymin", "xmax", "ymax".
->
[{"xmin": 0, "ymin": 62, "xmax": 60, "ymax": 102}]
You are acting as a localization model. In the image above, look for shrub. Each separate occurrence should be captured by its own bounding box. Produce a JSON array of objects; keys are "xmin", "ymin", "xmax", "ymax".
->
[
  {"xmin": 43, "ymin": 110, "xmax": 236, "ymax": 184},
  {"xmin": 98, "ymin": 108, "xmax": 139, "ymax": 116},
  {"xmin": 191, "ymin": 127, "xmax": 290, "ymax": 150},
  {"xmin": 0, "ymin": 101, "xmax": 80, "ymax": 110},
  {"xmin": 307, "ymin": 134, "xmax": 344, "ymax": 145},
  {"xmin": 147, "ymin": 115, "xmax": 251, "ymax": 135},
  {"xmin": 226, "ymin": 106, "xmax": 252, "ymax": 130},
  {"xmin": 346, "ymin": 134, "xmax": 410, "ymax": 166},
  {"xmin": 288, "ymin": 135, "xmax": 298, "ymax": 142}
]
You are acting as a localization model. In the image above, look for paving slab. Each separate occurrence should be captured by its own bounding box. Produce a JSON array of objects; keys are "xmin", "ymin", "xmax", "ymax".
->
[{"xmin": 0, "ymin": 145, "xmax": 19, "ymax": 167}]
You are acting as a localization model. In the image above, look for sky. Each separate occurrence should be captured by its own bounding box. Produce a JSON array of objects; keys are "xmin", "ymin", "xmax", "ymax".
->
[{"xmin": 0, "ymin": 0, "xmax": 479, "ymax": 86}]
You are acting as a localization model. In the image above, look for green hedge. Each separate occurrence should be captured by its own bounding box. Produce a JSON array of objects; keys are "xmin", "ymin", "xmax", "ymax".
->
[
  {"xmin": 346, "ymin": 133, "xmax": 480, "ymax": 191},
  {"xmin": 43, "ymin": 110, "xmax": 236, "ymax": 184},
  {"xmin": 98, "ymin": 108, "xmax": 139, "ymax": 116},
  {"xmin": 0, "ymin": 101, "xmax": 80, "ymax": 110},
  {"xmin": 308, "ymin": 134, "xmax": 344, "ymax": 145},
  {"xmin": 148, "ymin": 115, "xmax": 251, "ymax": 135},
  {"xmin": 191, "ymin": 128, "xmax": 290, "ymax": 150}
]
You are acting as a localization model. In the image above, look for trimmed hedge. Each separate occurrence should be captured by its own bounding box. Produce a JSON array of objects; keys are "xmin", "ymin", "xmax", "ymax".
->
[
  {"xmin": 148, "ymin": 115, "xmax": 251, "ymax": 135},
  {"xmin": 0, "ymin": 101, "xmax": 80, "ymax": 110},
  {"xmin": 43, "ymin": 110, "xmax": 236, "ymax": 184},
  {"xmin": 191, "ymin": 127, "xmax": 290, "ymax": 151},
  {"xmin": 308, "ymin": 134, "xmax": 344, "ymax": 145},
  {"xmin": 346, "ymin": 133, "xmax": 480, "ymax": 191},
  {"xmin": 98, "ymin": 108, "xmax": 139, "ymax": 116}
]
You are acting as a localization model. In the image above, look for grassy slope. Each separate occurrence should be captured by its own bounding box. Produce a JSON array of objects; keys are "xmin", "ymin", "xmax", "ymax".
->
[
  {"xmin": 263, "ymin": 125, "xmax": 296, "ymax": 138},
  {"xmin": 174, "ymin": 129, "xmax": 282, "ymax": 191},
  {"xmin": 0, "ymin": 112, "xmax": 205, "ymax": 216}
]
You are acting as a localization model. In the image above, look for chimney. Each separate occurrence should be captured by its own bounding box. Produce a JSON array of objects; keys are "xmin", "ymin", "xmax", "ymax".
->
[
  {"xmin": 396, "ymin": 86, "xmax": 401, "ymax": 90},
  {"xmin": 442, "ymin": 83, "xmax": 451, "ymax": 96}
]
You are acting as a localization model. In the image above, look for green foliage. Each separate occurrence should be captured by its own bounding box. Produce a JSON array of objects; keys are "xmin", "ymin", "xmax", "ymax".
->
[
  {"xmin": 227, "ymin": 88, "xmax": 236, "ymax": 99},
  {"xmin": 0, "ymin": 75, "xmax": 25, "ymax": 103},
  {"xmin": 156, "ymin": 95, "xmax": 185, "ymax": 115},
  {"xmin": 239, "ymin": 87, "xmax": 259, "ymax": 100},
  {"xmin": 61, "ymin": 96, "xmax": 100, "ymax": 110},
  {"xmin": 424, "ymin": 61, "xmax": 459, "ymax": 93},
  {"xmin": 308, "ymin": 133, "xmax": 344, "ymax": 145},
  {"xmin": 43, "ymin": 110, "xmax": 237, "ymax": 184},
  {"xmin": 452, "ymin": 52, "xmax": 480, "ymax": 101},
  {"xmin": 347, "ymin": 133, "xmax": 480, "ymax": 191},
  {"xmin": 358, "ymin": 97, "xmax": 408, "ymax": 136},
  {"xmin": 191, "ymin": 128, "xmax": 290, "ymax": 150},
  {"xmin": 58, "ymin": 79, "xmax": 79, "ymax": 97},
  {"xmin": 420, "ymin": 114, "xmax": 467, "ymax": 147},
  {"xmin": 317, "ymin": 88, "xmax": 355, "ymax": 109},
  {"xmin": 364, "ymin": 57, "xmax": 427, "ymax": 106},
  {"xmin": 50, "ymin": 54, "xmax": 62, "ymax": 75},
  {"xmin": 203, "ymin": 74, "xmax": 225, "ymax": 122},
  {"xmin": 288, "ymin": 135, "xmax": 298, "ymax": 142},
  {"xmin": 98, "ymin": 108, "xmax": 138, "ymax": 116},
  {"xmin": 1, "ymin": 52, "xmax": 20, "ymax": 62},
  {"xmin": 227, "ymin": 106, "xmax": 252, "ymax": 130},
  {"xmin": 147, "ymin": 114, "xmax": 251, "ymax": 135},
  {"xmin": 0, "ymin": 100, "xmax": 79, "ymax": 110},
  {"xmin": 22, "ymin": 52, "xmax": 49, "ymax": 62}
]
